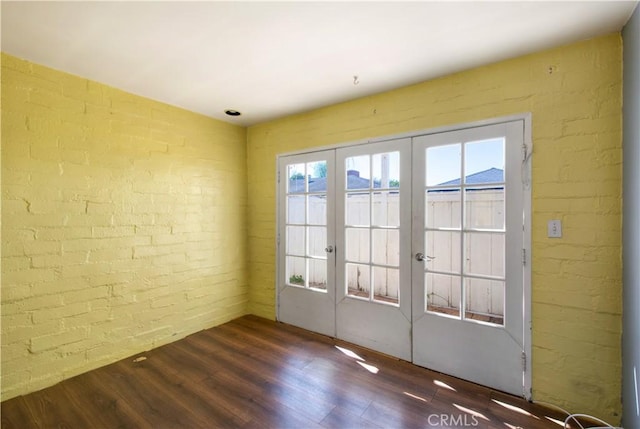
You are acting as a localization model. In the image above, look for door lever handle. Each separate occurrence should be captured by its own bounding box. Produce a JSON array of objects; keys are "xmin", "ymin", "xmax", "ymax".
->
[
  {"xmin": 415, "ymin": 253, "xmax": 434, "ymax": 261},
  {"xmin": 325, "ymin": 245, "xmax": 334, "ymax": 253}
]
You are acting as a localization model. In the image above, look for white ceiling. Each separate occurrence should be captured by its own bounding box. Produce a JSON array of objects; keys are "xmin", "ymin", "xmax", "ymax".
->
[{"xmin": 1, "ymin": 1, "xmax": 637, "ymax": 126}]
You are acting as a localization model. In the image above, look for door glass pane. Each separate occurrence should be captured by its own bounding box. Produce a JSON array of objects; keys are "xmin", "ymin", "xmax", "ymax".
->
[
  {"xmin": 426, "ymin": 189, "xmax": 461, "ymax": 229},
  {"xmin": 286, "ymin": 226, "xmax": 305, "ymax": 256},
  {"xmin": 465, "ymin": 188, "xmax": 504, "ymax": 230},
  {"xmin": 372, "ymin": 152, "xmax": 400, "ymax": 189},
  {"xmin": 425, "ymin": 231, "xmax": 461, "ymax": 274},
  {"xmin": 346, "ymin": 155, "xmax": 370, "ymax": 189},
  {"xmin": 372, "ymin": 229, "xmax": 399, "ymax": 266},
  {"xmin": 287, "ymin": 195, "xmax": 305, "ymax": 225},
  {"xmin": 346, "ymin": 193, "xmax": 370, "ymax": 226},
  {"xmin": 344, "ymin": 149, "xmax": 405, "ymax": 306},
  {"xmin": 465, "ymin": 278, "xmax": 504, "ymax": 325},
  {"xmin": 308, "ymin": 226, "xmax": 326, "ymax": 258},
  {"xmin": 372, "ymin": 191, "xmax": 399, "ymax": 227},
  {"xmin": 426, "ymin": 273, "xmax": 460, "ymax": 317},
  {"xmin": 346, "ymin": 263, "xmax": 370, "ymax": 299},
  {"xmin": 288, "ymin": 163, "xmax": 306, "ymax": 193},
  {"xmin": 286, "ymin": 256, "xmax": 306, "ymax": 287},
  {"xmin": 373, "ymin": 267, "xmax": 399, "ymax": 305},
  {"xmin": 307, "ymin": 160, "xmax": 327, "ymax": 192},
  {"xmin": 308, "ymin": 194, "xmax": 326, "ymax": 225},
  {"xmin": 426, "ymin": 144, "xmax": 461, "ymax": 187},
  {"xmin": 345, "ymin": 228, "xmax": 369, "ymax": 263},
  {"xmin": 464, "ymin": 138, "xmax": 504, "ymax": 184},
  {"xmin": 309, "ymin": 259, "xmax": 327, "ymax": 290},
  {"xmin": 284, "ymin": 159, "xmax": 330, "ymax": 294},
  {"xmin": 464, "ymin": 232, "xmax": 505, "ymax": 278}
]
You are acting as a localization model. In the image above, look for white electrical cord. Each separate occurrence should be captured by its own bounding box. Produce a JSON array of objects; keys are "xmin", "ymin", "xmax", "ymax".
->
[
  {"xmin": 533, "ymin": 401, "xmax": 585, "ymax": 429},
  {"xmin": 532, "ymin": 400, "xmax": 622, "ymax": 429},
  {"xmin": 563, "ymin": 413, "xmax": 618, "ymax": 429}
]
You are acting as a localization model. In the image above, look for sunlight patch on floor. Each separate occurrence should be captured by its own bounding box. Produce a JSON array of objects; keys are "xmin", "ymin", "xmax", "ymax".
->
[
  {"xmin": 357, "ymin": 361, "xmax": 379, "ymax": 374},
  {"xmin": 434, "ymin": 379, "xmax": 457, "ymax": 391},
  {"xmin": 453, "ymin": 403, "xmax": 489, "ymax": 421},
  {"xmin": 403, "ymin": 391, "xmax": 429, "ymax": 402},
  {"xmin": 335, "ymin": 344, "xmax": 379, "ymax": 374},
  {"xmin": 544, "ymin": 416, "xmax": 566, "ymax": 426},
  {"xmin": 492, "ymin": 399, "xmax": 539, "ymax": 419},
  {"xmin": 335, "ymin": 345, "xmax": 364, "ymax": 361}
]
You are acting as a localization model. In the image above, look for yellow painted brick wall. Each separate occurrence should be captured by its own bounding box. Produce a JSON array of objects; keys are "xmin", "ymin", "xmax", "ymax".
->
[
  {"xmin": 247, "ymin": 34, "xmax": 623, "ymax": 421},
  {"xmin": 1, "ymin": 53, "xmax": 248, "ymax": 400}
]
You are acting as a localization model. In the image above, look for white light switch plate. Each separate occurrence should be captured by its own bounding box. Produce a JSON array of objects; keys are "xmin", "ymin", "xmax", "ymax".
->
[{"xmin": 548, "ymin": 220, "xmax": 562, "ymax": 238}]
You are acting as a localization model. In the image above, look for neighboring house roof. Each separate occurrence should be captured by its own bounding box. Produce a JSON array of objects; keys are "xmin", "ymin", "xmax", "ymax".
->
[
  {"xmin": 289, "ymin": 177, "xmax": 331, "ymax": 193},
  {"xmin": 346, "ymin": 174, "xmax": 373, "ymax": 190},
  {"xmin": 288, "ymin": 167, "xmax": 504, "ymax": 193},
  {"xmin": 438, "ymin": 167, "xmax": 504, "ymax": 186},
  {"xmin": 289, "ymin": 170, "xmax": 376, "ymax": 193}
]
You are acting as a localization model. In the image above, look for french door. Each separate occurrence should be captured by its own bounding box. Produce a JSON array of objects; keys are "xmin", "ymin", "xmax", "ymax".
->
[
  {"xmin": 277, "ymin": 119, "xmax": 530, "ymax": 397},
  {"xmin": 277, "ymin": 150, "xmax": 336, "ymax": 337},
  {"xmin": 335, "ymin": 139, "xmax": 412, "ymax": 361},
  {"xmin": 411, "ymin": 121, "xmax": 527, "ymax": 396}
]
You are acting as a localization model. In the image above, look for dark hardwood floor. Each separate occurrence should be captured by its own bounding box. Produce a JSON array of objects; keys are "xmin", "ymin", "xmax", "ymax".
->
[{"xmin": 2, "ymin": 315, "xmax": 584, "ymax": 428}]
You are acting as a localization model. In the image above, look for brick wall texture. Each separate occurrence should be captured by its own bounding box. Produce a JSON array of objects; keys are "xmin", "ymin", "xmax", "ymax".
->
[
  {"xmin": 247, "ymin": 34, "xmax": 623, "ymax": 421},
  {"xmin": 1, "ymin": 53, "xmax": 249, "ymax": 400}
]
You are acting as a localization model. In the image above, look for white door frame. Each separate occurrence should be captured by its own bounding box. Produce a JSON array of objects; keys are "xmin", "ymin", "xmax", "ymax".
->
[{"xmin": 275, "ymin": 113, "xmax": 532, "ymax": 398}]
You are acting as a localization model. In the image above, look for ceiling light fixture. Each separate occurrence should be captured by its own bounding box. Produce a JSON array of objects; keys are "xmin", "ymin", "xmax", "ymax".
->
[{"xmin": 225, "ymin": 109, "xmax": 241, "ymax": 116}]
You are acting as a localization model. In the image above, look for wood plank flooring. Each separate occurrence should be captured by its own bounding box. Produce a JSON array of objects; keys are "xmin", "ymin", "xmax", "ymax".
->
[{"xmin": 2, "ymin": 315, "xmax": 584, "ymax": 428}]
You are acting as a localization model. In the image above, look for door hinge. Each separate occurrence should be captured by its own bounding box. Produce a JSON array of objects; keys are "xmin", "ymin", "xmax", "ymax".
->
[
  {"xmin": 521, "ymin": 351, "xmax": 527, "ymax": 372},
  {"xmin": 522, "ymin": 249, "xmax": 526, "ymax": 266},
  {"xmin": 277, "ymin": 169, "xmax": 281, "ymax": 184},
  {"xmin": 522, "ymin": 144, "xmax": 528, "ymax": 161}
]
